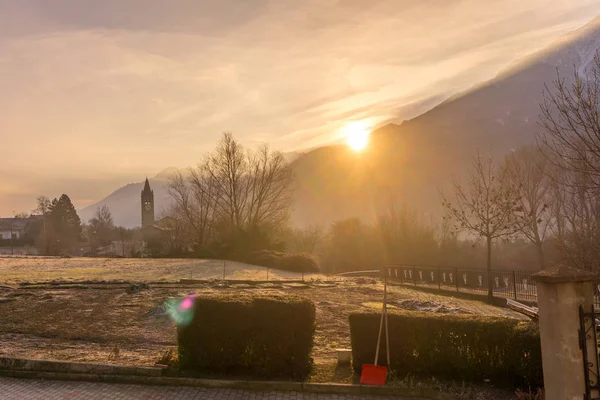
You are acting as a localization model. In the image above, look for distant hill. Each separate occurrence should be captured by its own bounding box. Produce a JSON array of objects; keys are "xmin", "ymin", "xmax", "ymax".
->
[
  {"xmin": 79, "ymin": 170, "xmax": 173, "ymax": 228},
  {"xmin": 289, "ymin": 16, "xmax": 600, "ymax": 226},
  {"xmin": 80, "ymin": 16, "xmax": 600, "ymax": 228}
]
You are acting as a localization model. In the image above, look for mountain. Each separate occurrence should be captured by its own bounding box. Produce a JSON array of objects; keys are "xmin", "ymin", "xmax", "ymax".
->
[
  {"xmin": 79, "ymin": 170, "xmax": 173, "ymax": 228},
  {"xmin": 289, "ymin": 16, "xmax": 600, "ymax": 226},
  {"xmin": 80, "ymin": 17, "xmax": 600, "ymax": 228}
]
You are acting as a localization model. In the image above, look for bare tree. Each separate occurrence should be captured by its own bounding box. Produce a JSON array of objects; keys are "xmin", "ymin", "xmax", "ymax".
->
[
  {"xmin": 547, "ymin": 164, "xmax": 568, "ymax": 245},
  {"xmin": 442, "ymin": 151, "xmax": 522, "ymax": 301},
  {"xmin": 34, "ymin": 196, "xmax": 51, "ymax": 216},
  {"xmin": 157, "ymin": 207, "xmax": 191, "ymax": 256},
  {"xmin": 243, "ymin": 144, "xmax": 294, "ymax": 231},
  {"xmin": 203, "ymin": 134, "xmax": 293, "ymax": 235},
  {"xmin": 286, "ymin": 225, "xmax": 324, "ymax": 254},
  {"xmin": 502, "ymin": 146, "xmax": 551, "ymax": 269},
  {"xmin": 538, "ymin": 53, "xmax": 600, "ymax": 185},
  {"xmin": 377, "ymin": 203, "xmax": 438, "ymax": 265},
  {"xmin": 168, "ymin": 132, "xmax": 293, "ymax": 253},
  {"xmin": 32, "ymin": 196, "xmax": 52, "ymax": 254},
  {"xmin": 169, "ymin": 170, "xmax": 216, "ymax": 250},
  {"xmin": 203, "ymin": 133, "xmax": 248, "ymax": 232},
  {"xmin": 547, "ymin": 161, "xmax": 600, "ymax": 271},
  {"xmin": 536, "ymin": 53, "xmax": 600, "ymax": 271},
  {"xmin": 88, "ymin": 205, "xmax": 115, "ymax": 249}
]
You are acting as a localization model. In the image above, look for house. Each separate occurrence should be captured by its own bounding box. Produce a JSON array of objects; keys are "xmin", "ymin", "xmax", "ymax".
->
[
  {"xmin": 0, "ymin": 218, "xmax": 28, "ymax": 240},
  {"xmin": 0, "ymin": 217, "xmax": 41, "ymax": 255}
]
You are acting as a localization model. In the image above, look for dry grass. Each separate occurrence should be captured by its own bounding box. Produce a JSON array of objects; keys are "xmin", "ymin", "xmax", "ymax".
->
[
  {"xmin": 0, "ymin": 258, "xmax": 526, "ymax": 399},
  {"xmin": 0, "ymin": 279, "xmax": 524, "ymax": 364},
  {"xmin": 0, "ymin": 257, "xmax": 325, "ymax": 284}
]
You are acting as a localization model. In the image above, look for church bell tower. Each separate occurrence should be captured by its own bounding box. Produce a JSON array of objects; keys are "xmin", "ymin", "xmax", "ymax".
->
[{"xmin": 141, "ymin": 178, "xmax": 155, "ymax": 228}]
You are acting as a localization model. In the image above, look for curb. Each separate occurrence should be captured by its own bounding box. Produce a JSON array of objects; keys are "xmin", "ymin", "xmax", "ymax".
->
[
  {"xmin": 0, "ymin": 357, "xmax": 460, "ymax": 399},
  {"xmin": 0, "ymin": 357, "xmax": 163, "ymax": 377}
]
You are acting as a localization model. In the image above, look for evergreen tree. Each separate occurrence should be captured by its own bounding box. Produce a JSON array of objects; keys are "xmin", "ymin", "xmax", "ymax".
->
[{"xmin": 47, "ymin": 194, "xmax": 82, "ymax": 253}]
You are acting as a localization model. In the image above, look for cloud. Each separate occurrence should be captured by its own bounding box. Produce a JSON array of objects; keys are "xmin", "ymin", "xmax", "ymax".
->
[{"xmin": 0, "ymin": 0, "xmax": 599, "ymax": 214}]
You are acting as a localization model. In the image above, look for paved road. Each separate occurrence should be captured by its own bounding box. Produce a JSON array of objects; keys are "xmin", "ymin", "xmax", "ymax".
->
[{"xmin": 0, "ymin": 377, "xmax": 414, "ymax": 400}]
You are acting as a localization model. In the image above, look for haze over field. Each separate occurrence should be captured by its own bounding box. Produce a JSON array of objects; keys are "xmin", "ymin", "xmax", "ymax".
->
[{"xmin": 2, "ymin": 1, "xmax": 600, "ymax": 217}]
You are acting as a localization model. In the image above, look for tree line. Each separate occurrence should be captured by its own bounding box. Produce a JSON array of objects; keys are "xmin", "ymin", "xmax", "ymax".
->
[{"xmin": 9, "ymin": 195, "xmax": 137, "ymax": 256}]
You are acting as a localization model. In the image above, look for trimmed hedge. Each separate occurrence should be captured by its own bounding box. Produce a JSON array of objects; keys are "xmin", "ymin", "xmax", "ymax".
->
[
  {"xmin": 349, "ymin": 310, "xmax": 542, "ymax": 388},
  {"xmin": 177, "ymin": 294, "xmax": 316, "ymax": 380}
]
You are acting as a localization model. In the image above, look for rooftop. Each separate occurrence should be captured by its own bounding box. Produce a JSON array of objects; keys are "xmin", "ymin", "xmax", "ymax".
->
[{"xmin": 0, "ymin": 218, "xmax": 29, "ymax": 231}]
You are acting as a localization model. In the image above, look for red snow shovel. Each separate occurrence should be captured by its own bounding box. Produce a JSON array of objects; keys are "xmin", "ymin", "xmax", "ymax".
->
[{"xmin": 360, "ymin": 271, "xmax": 390, "ymax": 386}]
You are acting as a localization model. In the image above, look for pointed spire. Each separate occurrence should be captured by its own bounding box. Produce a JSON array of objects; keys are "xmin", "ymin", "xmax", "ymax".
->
[{"xmin": 143, "ymin": 177, "xmax": 151, "ymax": 192}]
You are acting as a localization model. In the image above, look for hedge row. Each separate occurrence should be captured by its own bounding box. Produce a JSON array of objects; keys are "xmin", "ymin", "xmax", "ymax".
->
[
  {"xmin": 249, "ymin": 250, "xmax": 319, "ymax": 273},
  {"xmin": 349, "ymin": 311, "xmax": 542, "ymax": 388},
  {"xmin": 177, "ymin": 294, "xmax": 316, "ymax": 379}
]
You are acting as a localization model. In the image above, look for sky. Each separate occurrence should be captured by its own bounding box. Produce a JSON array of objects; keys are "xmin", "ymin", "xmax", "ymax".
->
[{"xmin": 1, "ymin": 0, "xmax": 600, "ymax": 216}]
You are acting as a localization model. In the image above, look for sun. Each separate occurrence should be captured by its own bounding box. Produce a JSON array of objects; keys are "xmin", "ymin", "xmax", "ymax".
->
[{"xmin": 342, "ymin": 121, "xmax": 370, "ymax": 151}]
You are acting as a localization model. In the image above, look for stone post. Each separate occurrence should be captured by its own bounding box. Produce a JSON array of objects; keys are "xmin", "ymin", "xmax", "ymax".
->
[{"xmin": 532, "ymin": 266, "xmax": 598, "ymax": 400}]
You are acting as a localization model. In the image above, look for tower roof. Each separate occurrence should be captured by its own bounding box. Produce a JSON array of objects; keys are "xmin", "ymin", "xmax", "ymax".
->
[{"xmin": 142, "ymin": 177, "xmax": 153, "ymax": 194}]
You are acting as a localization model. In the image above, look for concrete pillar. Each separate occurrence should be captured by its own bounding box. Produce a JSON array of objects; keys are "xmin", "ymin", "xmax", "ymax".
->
[{"xmin": 532, "ymin": 266, "xmax": 597, "ymax": 400}]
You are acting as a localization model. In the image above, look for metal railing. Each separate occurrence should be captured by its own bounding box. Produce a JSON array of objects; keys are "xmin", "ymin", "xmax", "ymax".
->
[{"xmin": 385, "ymin": 264, "xmax": 539, "ymax": 302}]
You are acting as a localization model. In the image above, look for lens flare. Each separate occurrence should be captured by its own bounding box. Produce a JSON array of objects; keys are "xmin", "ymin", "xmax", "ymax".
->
[
  {"xmin": 165, "ymin": 294, "xmax": 196, "ymax": 326},
  {"xmin": 180, "ymin": 297, "xmax": 193, "ymax": 310}
]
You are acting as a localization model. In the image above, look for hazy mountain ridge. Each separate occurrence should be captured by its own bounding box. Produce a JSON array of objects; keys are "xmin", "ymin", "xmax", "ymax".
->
[
  {"xmin": 79, "ymin": 171, "xmax": 172, "ymax": 228},
  {"xmin": 81, "ymin": 16, "xmax": 600, "ymax": 228},
  {"xmin": 289, "ymin": 16, "xmax": 600, "ymax": 226}
]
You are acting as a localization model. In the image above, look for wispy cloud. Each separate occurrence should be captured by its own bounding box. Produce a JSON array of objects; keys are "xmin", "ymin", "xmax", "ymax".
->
[{"xmin": 0, "ymin": 0, "xmax": 599, "ymax": 214}]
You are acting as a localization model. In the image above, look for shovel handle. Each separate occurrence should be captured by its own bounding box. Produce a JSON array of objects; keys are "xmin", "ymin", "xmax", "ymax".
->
[
  {"xmin": 374, "ymin": 271, "xmax": 386, "ymax": 365},
  {"xmin": 384, "ymin": 275, "xmax": 390, "ymax": 367}
]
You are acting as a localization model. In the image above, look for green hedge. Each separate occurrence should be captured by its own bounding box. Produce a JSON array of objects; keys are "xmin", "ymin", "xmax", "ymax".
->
[
  {"xmin": 177, "ymin": 294, "xmax": 316, "ymax": 380},
  {"xmin": 349, "ymin": 311, "xmax": 542, "ymax": 388}
]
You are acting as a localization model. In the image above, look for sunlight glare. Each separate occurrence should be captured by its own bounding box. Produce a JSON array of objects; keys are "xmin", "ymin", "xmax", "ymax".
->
[{"xmin": 342, "ymin": 121, "xmax": 370, "ymax": 151}]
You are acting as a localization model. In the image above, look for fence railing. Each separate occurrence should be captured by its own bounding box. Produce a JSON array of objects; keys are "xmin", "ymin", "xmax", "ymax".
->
[
  {"xmin": 384, "ymin": 264, "xmax": 539, "ymax": 303},
  {"xmin": 385, "ymin": 264, "xmax": 600, "ymax": 307}
]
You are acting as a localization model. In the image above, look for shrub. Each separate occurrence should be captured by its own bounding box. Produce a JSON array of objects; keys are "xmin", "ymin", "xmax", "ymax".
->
[
  {"xmin": 177, "ymin": 294, "xmax": 315, "ymax": 379},
  {"xmin": 276, "ymin": 253, "xmax": 319, "ymax": 273},
  {"xmin": 248, "ymin": 249, "xmax": 284, "ymax": 268},
  {"xmin": 248, "ymin": 250, "xmax": 319, "ymax": 273},
  {"xmin": 349, "ymin": 310, "xmax": 542, "ymax": 388}
]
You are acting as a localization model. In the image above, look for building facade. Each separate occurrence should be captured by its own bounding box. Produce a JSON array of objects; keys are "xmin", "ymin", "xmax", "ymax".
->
[{"xmin": 0, "ymin": 218, "xmax": 27, "ymax": 240}]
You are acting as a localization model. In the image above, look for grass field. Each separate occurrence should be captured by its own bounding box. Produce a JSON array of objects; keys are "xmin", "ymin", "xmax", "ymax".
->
[
  {"xmin": 0, "ymin": 257, "xmax": 525, "ymax": 399},
  {"xmin": 0, "ymin": 257, "xmax": 319, "ymax": 284}
]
